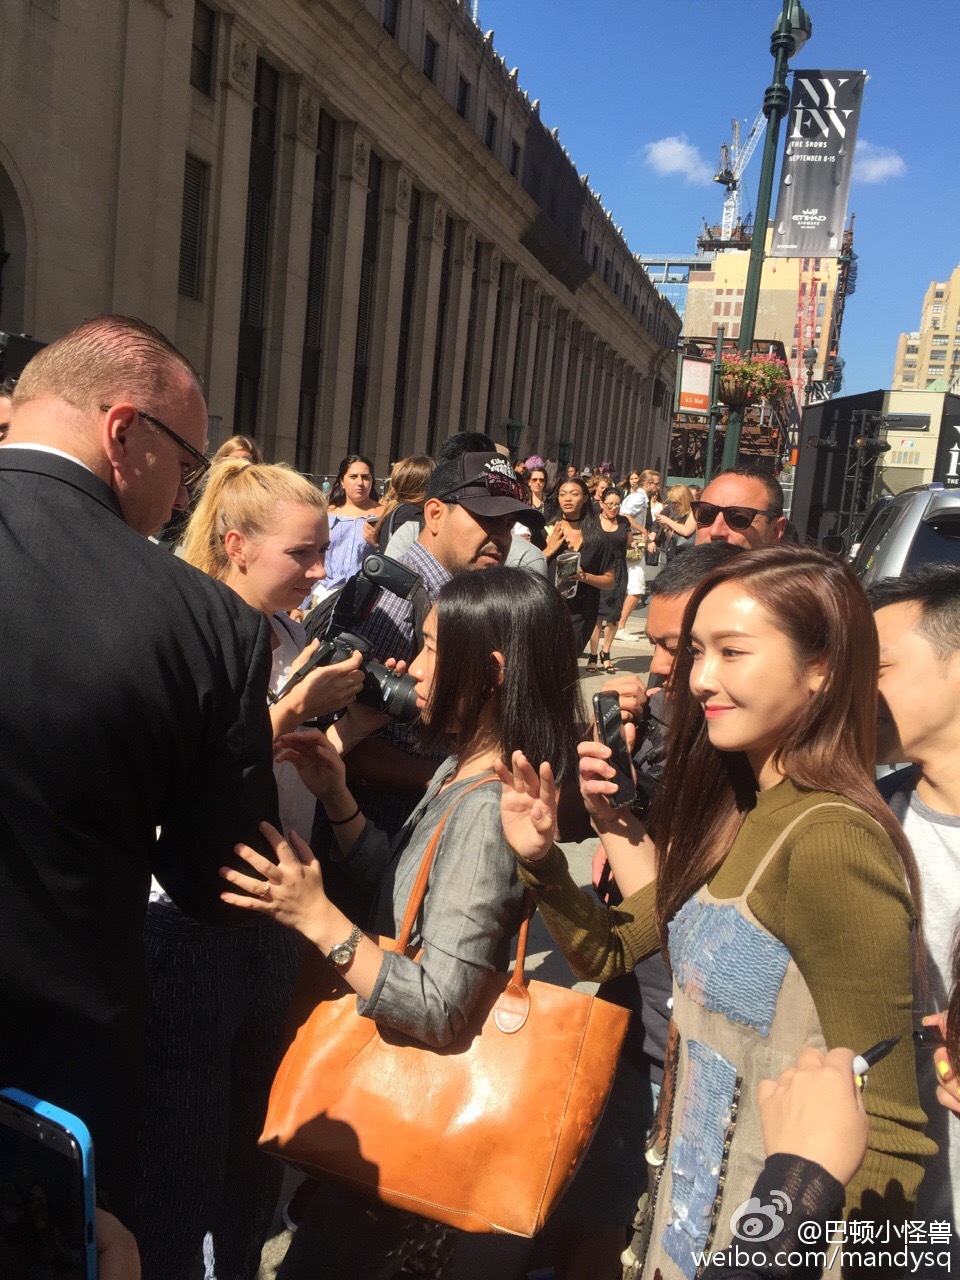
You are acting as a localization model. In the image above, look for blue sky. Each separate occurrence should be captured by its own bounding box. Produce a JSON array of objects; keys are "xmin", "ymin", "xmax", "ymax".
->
[{"xmin": 475, "ymin": 0, "xmax": 957, "ymax": 395}]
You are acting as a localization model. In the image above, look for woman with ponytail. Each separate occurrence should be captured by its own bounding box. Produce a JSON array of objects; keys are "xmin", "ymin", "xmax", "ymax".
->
[{"xmin": 133, "ymin": 460, "xmax": 365, "ymax": 1280}]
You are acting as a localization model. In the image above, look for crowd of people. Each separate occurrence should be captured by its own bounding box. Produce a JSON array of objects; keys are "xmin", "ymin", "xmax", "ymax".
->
[{"xmin": 1, "ymin": 314, "xmax": 959, "ymax": 1280}]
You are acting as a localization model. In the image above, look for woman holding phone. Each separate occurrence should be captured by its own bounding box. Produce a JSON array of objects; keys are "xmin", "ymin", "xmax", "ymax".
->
[
  {"xmin": 219, "ymin": 566, "xmax": 583, "ymax": 1279},
  {"xmin": 497, "ymin": 545, "xmax": 933, "ymax": 1279}
]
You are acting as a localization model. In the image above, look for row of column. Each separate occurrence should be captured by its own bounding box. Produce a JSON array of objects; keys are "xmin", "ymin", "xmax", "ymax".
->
[{"xmin": 193, "ymin": 17, "xmax": 666, "ymax": 475}]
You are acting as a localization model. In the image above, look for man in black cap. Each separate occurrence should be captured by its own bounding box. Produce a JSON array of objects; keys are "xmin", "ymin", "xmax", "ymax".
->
[{"xmin": 357, "ymin": 451, "xmax": 544, "ymax": 666}]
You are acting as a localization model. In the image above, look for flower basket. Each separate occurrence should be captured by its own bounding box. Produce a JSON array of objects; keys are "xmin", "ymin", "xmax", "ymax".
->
[{"xmin": 718, "ymin": 354, "xmax": 791, "ymax": 408}]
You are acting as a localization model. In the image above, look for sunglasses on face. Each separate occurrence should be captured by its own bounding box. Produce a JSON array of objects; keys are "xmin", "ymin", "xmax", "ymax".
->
[
  {"xmin": 101, "ymin": 405, "xmax": 210, "ymax": 489},
  {"xmin": 690, "ymin": 501, "xmax": 778, "ymax": 531},
  {"xmin": 436, "ymin": 468, "xmax": 531, "ymax": 505}
]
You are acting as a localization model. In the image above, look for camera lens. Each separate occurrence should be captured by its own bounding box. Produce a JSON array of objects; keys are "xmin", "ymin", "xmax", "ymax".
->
[{"xmin": 359, "ymin": 662, "xmax": 421, "ymax": 722}]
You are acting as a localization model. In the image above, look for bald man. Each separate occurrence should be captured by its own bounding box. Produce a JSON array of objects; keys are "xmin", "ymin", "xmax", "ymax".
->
[{"xmin": 0, "ymin": 315, "xmax": 277, "ymax": 1223}]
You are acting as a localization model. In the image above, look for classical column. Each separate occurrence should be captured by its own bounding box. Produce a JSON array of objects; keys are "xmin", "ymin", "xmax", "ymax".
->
[
  {"xmin": 561, "ymin": 321, "xmax": 585, "ymax": 450},
  {"xmin": 528, "ymin": 295, "xmax": 556, "ymax": 458},
  {"xmin": 543, "ymin": 310, "xmax": 570, "ymax": 456},
  {"xmin": 111, "ymin": 0, "xmax": 193, "ymax": 333},
  {"xmin": 316, "ymin": 124, "xmax": 374, "ymax": 466},
  {"xmin": 604, "ymin": 359, "xmax": 625, "ymax": 470},
  {"xmin": 485, "ymin": 262, "xmax": 521, "ymax": 438},
  {"xmin": 586, "ymin": 343, "xmax": 608, "ymax": 465},
  {"xmin": 204, "ymin": 19, "xmax": 257, "ymax": 431},
  {"xmin": 509, "ymin": 280, "xmax": 540, "ymax": 441},
  {"xmin": 260, "ymin": 80, "xmax": 321, "ymax": 465},
  {"xmin": 433, "ymin": 222, "xmax": 476, "ymax": 440},
  {"xmin": 404, "ymin": 194, "xmax": 447, "ymax": 455},
  {"xmin": 575, "ymin": 334, "xmax": 597, "ymax": 464},
  {"xmin": 363, "ymin": 163, "xmax": 412, "ymax": 474},
  {"xmin": 461, "ymin": 245, "xmax": 500, "ymax": 432}
]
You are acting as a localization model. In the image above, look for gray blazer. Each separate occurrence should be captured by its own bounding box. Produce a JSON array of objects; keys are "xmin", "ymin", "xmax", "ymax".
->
[{"xmin": 330, "ymin": 759, "xmax": 524, "ymax": 1047}]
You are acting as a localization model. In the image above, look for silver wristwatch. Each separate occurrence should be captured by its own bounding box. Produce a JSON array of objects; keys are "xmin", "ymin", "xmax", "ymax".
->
[{"xmin": 327, "ymin": 924, "xmax": 362, "ymax": 968}]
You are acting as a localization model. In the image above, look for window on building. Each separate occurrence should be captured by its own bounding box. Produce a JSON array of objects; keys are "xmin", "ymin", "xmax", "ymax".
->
[
  {"xmin": 422, "ymin": 34, "xmax": 439, "ymax": 82},
  {"xmin": 932, "ymin": 335, "xmax": 949, "ymax": 345},
  {"xmin": 820, "ymin": 281, "xmax": 828, "ymax": 296},
  {"xmin": 349, "ymin": 151, "xmax": 383, "ymax": 452},
  {"xmin": 591, "ymin": 244, "xmax": 599, "ymax": 270},
  {"xmin": 613, "ymin": 269, "xmax": 621, "ymax": 294},
  {"xmin": 907, "ymin": 345, "xmax": 919, "ymax": 354},
  {"xmin": 933, "ymin": 304, "xmax": 943, "ymax": 314},
  {"xmin": 936, "ymin": 289, "xmax": 945, "ymax": 298},
  {"xmin": 484, "ymin": 109, "xmax": 497, "ymax": 151},
  {"xmin": 509, "ymin": 139, "xmax": 521, "ymax": 179},
  {"xmin": 235, "ymin": 56, "xmax": 279, "ymax": 435},
  {"xmin": 178, "ymin": 154, "xmax": 208, "ymax": 299},
  {"xmin": 817, "ymin": 303, "xmax": 825, "ymax": 317},
  {"xmin": 382, "ymin": 0, "xmax": 399, "ymax": 37},
  {"xmin": 579, "ymin": 226, "xmax": 587, "ymax": 255},
  {"xmin": 190, "ymin": 1, "xmax": 215, "ymax": 95},
  {"xmin": 603, "ymin": 257, "xmax": 611, "ymax": 284},
  {"xmin": 456, "ymin": 76, "xmax": 470, "ymax": 119}
]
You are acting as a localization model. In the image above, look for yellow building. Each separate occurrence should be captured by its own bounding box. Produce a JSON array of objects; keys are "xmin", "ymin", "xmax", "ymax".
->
[
  {"xmin": 892, "ymin": 265, "xmax": 960, "ymax": 391},
  {"xmin": 683, "ymin": 223, "xmax": 853, "ymax": 397}
]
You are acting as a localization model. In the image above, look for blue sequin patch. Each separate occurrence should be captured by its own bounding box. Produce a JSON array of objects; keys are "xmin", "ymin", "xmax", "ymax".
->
[
  {"xmin": 668, "ymin": 897, "xmax": 790, "ymax": 1037},
  {"xmin": 662, "ymin": 1039, "xmax": 738, "ymax": 1279}
]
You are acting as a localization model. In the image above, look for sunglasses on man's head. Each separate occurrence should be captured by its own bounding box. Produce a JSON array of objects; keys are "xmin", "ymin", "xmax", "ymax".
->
[
  {"xmin": 690, "ymin": 501, "xmax": 778, "ymax": 531},
  {"xmin": 436, "ymin": 467, "xmax": 531, "ymax": 505}
]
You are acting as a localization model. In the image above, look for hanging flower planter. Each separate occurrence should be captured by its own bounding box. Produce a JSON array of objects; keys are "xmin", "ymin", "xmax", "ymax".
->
[
  {"xmin": 718, "ymin": 353, "xmax": 792, "ymax": 409},
  {"xmin": 719, "ymin": 376, "xmax": 752, "ymax": 409}
]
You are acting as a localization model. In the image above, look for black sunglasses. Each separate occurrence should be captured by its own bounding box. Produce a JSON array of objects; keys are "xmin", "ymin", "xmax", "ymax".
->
[
  {"xmin": 691, "ymin": 501, "xmax": 778, "ymax": 532},
  {"xmin": 436, "ymin": 468, "xmax": 531, "ymax": 506},
  {"xmin": 101, "ymin": 405, "xmax": 210, "ymax": 489}
]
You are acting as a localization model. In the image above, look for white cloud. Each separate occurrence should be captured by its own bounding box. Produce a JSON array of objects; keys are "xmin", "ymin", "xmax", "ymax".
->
[
  {"xmin": 853, "ymin": 140, "xmax": 906, "ymax": 184},
  {"xmin": 643, "ymin": 135, "xmax": 713, "ymax": 186}
]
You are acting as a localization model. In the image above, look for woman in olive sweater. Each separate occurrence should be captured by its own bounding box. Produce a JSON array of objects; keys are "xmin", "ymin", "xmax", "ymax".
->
[{"xmin": 498, "ymin": 546, "xmax": 932, "ymax": 1280}]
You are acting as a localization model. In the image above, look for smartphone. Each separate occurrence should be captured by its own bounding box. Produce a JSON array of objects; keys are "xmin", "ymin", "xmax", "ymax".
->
[
  {"xmin": 0, "ymin": 1088, "xmax": 98, "ymax": 1280},
  {"xmin": 592, "ymin": 692, "xmax": 638, "ymax": 809}
]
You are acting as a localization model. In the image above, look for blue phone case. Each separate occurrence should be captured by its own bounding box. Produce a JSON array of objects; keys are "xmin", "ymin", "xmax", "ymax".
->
[{"xmin": 0, "ymin": 1086, "xmax": 98, "ymax": 1279}]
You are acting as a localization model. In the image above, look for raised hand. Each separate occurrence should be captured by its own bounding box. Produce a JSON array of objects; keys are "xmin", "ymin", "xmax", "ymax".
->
[
  {"xmin": 275, "ymin": 727, "xmax": 348, "ymax": 801},
  {"xmin": 495, "ymin": 750, "xmax": 558, "ymax": 862},
  {"xmin": 220, "ymin": 820, "xmax": 329, "ymax": 937}
]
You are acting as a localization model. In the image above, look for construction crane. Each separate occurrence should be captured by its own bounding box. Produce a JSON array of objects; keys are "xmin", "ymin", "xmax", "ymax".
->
[{"xmin": 714, "ymin": 110, "xmax": 765, "ymax": 241}]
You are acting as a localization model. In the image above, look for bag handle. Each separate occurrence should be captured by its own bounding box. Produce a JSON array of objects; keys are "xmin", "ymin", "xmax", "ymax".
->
[{"xmin": 392, "ymin": 775, "xmax": 538, "ymax": 1032}]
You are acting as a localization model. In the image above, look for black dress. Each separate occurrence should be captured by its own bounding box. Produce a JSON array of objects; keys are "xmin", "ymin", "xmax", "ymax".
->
[
  {"xmin": 559, "ymin": 532, "xmax": 614, "ymax": 651},
  {"xmin": 596, "ymin": 515, "xmax": 631, "ymax": 624}
]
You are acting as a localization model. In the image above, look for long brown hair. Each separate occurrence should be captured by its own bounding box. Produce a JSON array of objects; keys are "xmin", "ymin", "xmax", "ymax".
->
[
  {"xmin": 652, "ymin": 545, "xmax": 923, "ymax": 955},
  {"xmin": 372, "ymin": 454, "xmax": 435, "ymax": 544}
]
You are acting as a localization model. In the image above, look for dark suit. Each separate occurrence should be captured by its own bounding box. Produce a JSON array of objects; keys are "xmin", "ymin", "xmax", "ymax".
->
[{"xmin": 0, "ymin": 449, "xmax": 277, "ymax": 1220}]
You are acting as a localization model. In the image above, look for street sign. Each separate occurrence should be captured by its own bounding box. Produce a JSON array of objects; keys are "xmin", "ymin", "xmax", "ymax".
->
[{"xmin": 677, "ymin": 356, "xmax": 712, "ymax": 415}]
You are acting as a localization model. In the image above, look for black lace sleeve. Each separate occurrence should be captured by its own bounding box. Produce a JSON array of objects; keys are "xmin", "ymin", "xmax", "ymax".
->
[{"xmin": 700, "ymin": 1154, "xmax": 844, "ymax": 1279}]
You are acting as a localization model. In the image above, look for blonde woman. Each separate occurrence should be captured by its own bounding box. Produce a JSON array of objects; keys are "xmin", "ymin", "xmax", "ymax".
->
[
  {"xmin": 133, "ymin": 461, "xmax": 365, "ymax": 1280},
  {"xmin": 656, "ymin": 483, "xmax": 696, "ymax": 558}
]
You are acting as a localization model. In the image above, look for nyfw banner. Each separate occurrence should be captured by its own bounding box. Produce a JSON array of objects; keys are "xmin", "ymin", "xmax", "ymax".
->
[{"xmin": 770, "ymin": 70, "xmax": 866, "ymax": 259}]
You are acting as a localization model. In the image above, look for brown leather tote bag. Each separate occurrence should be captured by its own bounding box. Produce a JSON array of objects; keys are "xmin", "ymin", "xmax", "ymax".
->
[{"xmin": 260, "ymin": 780, "xmax": 630, "ymax": 1237}]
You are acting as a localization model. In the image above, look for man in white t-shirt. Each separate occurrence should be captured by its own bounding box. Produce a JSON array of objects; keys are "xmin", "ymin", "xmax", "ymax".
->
[
  {"xmin": 616, "ymin": 468, "xmax": 659, "ymax": 637},
  {"xmin": 871, "ymin": 565, "xmax": 960, "ymax": 1266}
]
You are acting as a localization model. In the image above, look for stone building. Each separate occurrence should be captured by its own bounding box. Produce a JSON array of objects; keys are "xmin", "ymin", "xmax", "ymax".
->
[
  {"xmin": 892, "ymin": 264, "xmax": 960, "ymax": 392},
  {"xmin": 0, "ymin": 0, "xmax": 680, "ymax": 474}
]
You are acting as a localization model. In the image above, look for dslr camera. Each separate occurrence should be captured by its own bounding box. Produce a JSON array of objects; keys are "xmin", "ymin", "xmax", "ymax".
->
[{"xmin": 270, "ymin": 554, "xmax": 423, "ymax": 722}]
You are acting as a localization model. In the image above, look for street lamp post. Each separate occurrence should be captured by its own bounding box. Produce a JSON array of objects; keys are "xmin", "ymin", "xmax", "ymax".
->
[
  {"xmin": 802, "ymin": 345, "xmax": 818, "ymax": 408},
  {"xmin": 721, "ymin": 0, "xmax": 812, "ymax": 472}
]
